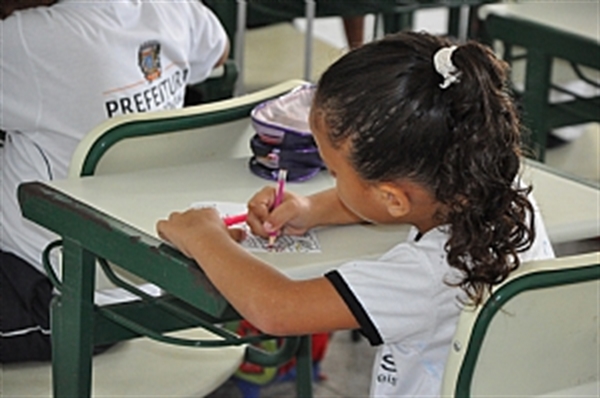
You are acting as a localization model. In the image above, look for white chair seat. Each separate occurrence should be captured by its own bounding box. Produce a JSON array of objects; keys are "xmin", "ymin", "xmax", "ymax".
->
[
  {"xmin": 2, "ymin": 328, "xmax": 246, "ymax": 397},
  {"xmin": 538, "ymin": 380, "xmax": 600, "ymax": 397}
]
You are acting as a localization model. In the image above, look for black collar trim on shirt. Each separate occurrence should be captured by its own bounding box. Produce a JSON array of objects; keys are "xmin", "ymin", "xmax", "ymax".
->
[{"xmin": 324, "ymin": 270, "xmax": 383, "ymax": 346}]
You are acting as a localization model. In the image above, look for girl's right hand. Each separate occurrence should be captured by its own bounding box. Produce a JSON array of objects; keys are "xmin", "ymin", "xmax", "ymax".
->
[{"xmin": 246, "ymin": 186, "xmax": 315, "ymax": 238}]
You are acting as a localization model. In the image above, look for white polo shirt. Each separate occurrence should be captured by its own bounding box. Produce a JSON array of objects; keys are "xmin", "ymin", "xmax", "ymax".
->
[
  {"xmin": 326, "ymin": 198, "xmax": 554, "ymax": 397},
  {"xmin": 0, "ymin": 0, "xmax": 228, "ymax": 273}
]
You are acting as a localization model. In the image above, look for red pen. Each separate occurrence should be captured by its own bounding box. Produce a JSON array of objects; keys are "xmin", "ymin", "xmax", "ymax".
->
[{"xmin": 222, "ymin": 213, "xmax": 248, "ymax": 227}]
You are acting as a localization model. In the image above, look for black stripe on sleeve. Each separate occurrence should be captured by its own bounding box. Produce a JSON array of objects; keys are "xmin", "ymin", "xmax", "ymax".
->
[{"xmin": 325, "ymin": 270, "xmax": 383, "ymax": 346}]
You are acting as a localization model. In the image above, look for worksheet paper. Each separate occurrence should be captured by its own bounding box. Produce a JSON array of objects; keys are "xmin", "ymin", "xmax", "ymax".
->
[{"xmin": 190, "ymin": 202, "xmax": 321, "ymax": 253}]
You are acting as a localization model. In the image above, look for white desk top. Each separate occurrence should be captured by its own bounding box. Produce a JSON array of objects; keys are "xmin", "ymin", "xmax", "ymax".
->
[
  {"xmin": 52, "ymin": 158, "xmax": 409, "ymax": 279},
  {"xmin": 520, "ymin": 164, "xmax": 599, "ymax": 244},
  {"xmin": 479, "ymin": 2, "xmax": 600, "ymax": 44},
  {"xmin": 49, "ymin": 158, "xmax": 599, "ymax": 278}
]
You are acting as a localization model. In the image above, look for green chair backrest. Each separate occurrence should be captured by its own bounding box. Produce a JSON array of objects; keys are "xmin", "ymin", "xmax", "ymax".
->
[
  {"xmin": 69, "ymin": 79, "xmax": 307, "ymax": 178},
  {"xmin": 442, "ymin": 251, "xmax": 600, "ymax": 397}
]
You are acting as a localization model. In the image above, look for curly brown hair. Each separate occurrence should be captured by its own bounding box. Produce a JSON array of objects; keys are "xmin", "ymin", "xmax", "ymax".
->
[{"xmin": 313, "ymin": 31, "xmax": 536, "ymax": 305}]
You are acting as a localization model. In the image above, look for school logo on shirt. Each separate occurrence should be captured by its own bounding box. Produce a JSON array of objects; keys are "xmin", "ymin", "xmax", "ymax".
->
[
  {"xmin": 138, "ymin": 41, "xmax": 162, "ymax": 82},
  {"xmin": 376, "ymin": 353, "xmax": 398, "ymax": 386}
]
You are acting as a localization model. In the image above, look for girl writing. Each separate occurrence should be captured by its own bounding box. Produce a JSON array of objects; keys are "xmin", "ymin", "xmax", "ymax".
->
[{"xmin": 156, "ymin": 31, "xmax": 554, "ymax": 397}]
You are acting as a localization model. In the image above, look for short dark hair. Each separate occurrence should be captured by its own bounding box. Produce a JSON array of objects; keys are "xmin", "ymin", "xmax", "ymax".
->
[{"xmin": 1, "ymin": 0, "xmax": 58, "ymax": 20}]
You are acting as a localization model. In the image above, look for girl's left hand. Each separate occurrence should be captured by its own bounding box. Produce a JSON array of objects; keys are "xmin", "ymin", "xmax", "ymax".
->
[{"xmin": 156, "ymin": 208, "xmax": 245, "ymax": 258}]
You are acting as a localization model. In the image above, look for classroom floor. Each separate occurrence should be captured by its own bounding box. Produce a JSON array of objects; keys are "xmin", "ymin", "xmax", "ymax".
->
[{"xmin": 207, "ymin": 9, "xmax": 600, "ymax": 398}]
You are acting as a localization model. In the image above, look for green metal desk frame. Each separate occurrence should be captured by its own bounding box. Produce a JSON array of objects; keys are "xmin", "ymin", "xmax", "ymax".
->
[
  {"xmin": 481, "ymin": 14, "xmax": 600, "ymax": 161},
  {"xmin": 18, "ymin": 182, "xmax": 314, "ymax": 398},
  {"xmin": 383, "ymin": 0, "xmax": 496, "ymax": 39},
  {"xmin": 204, "ymin": 0, "xmax": 494, "ymax": 58}
]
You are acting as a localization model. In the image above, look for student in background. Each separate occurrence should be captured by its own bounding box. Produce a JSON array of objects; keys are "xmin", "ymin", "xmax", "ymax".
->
[
  {"xmin": 160, "ymin": 31, "xmax": 556, "ymax": 397},
  {"xmin": 0, "ymin": 0, "xmax": 229, "ymax": 363}
]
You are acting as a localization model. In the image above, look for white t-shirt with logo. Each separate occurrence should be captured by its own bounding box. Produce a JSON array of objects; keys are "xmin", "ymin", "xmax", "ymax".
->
[
  {"xmin": 325, "ymin": 200, "xmax": 554, "ymax": 397},
  {"xmin": 0, "ymin": 0, "xmax": 228, "ymax": 273}
]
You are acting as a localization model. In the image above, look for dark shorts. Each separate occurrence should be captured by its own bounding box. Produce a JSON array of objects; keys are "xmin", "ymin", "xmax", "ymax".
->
[{"xmin": 0, "ymin": 250, "xmax": 53, "ymax": 363}]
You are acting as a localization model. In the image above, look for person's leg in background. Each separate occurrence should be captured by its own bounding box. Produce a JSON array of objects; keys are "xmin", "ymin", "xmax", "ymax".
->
[{"xmin": 342, "ymin": 16, "xmax": 365, "ymax": 49}]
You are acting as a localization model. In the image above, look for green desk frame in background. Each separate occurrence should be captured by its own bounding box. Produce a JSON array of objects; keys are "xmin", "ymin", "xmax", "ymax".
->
[
  {"xmin": 204, "ymin": 0, "xmax": 495, "ymax": 57},
  {"xmin": 202, "ymin": 0, "xmax": 495, "ymax": 90},
  {"xmin": 382, "ymin": 0, "xmax": 497, "ymax": 40},
  {"xmin": 480, "ymin": 11, "xmax": 600, "ymax": 161}
]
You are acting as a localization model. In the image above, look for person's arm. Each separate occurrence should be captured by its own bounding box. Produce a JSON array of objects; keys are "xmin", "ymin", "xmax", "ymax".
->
[
  {"xmin": 246, "ymin": 187, "xmax": 363, "ymax": 238},
  {"xmin": 213, "ymin": 40, "xmax": 230, "ymax": 69},
  {"xmin": 185, "ymin": 1, "xmax": 231, "ymax": 84},
  {"xmin": 156, "ymin": 207, "xmax": 359, "ymax": 336}
]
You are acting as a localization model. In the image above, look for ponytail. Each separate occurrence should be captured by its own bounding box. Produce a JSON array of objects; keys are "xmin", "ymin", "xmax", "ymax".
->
[{"xmin": 437, "ymin": 40, "xmax": 535, "ymax": 304}]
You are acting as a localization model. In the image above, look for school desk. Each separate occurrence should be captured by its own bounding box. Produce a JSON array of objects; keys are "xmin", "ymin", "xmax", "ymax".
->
[
  {"xmin": 17, "ymin": 158, "xmax": 599, "ymax": 397},
  {"xmin": 478, "ymin": 2, "xmax": 600, "ymax": 161},
  {"xmin": 17, "ymin": 158, "xmax": 407, "ymax": 398}
]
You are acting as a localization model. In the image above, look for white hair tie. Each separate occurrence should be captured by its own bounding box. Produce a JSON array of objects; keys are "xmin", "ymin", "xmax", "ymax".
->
[{"xmin": 433, "ymin": 46, "xmax": 460, "ymax": 89}]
